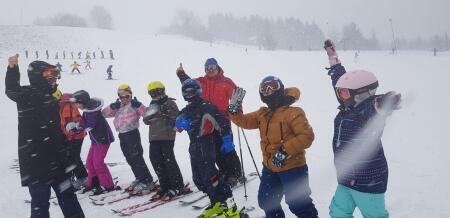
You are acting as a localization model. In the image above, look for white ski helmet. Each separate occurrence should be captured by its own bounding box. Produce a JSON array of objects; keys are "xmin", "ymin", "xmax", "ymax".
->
[{"xmin": 335, "ymin": 70, "xmax": 379, "ymax": 107}]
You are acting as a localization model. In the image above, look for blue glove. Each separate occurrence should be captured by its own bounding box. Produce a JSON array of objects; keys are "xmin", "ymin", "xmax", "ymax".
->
[
  {"xmin": 272, "ymin": 147, "xmax": 287, "ymax": 168},
  {"xmin": 131, "ymin": 97, "xmax": 142, "ymax": 109},
  {"xmin": 175, "ymin": 116, "xmax": 191, "ymax": 132},
  {"xmin": 221, "ymin": 134, "xmax": 235, "ymax": 153}
]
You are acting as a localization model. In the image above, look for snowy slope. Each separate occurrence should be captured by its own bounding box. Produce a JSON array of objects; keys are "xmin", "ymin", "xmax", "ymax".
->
[{"xmin": 0, "ymin": 26, "xmax": 449, "ymax": 218}]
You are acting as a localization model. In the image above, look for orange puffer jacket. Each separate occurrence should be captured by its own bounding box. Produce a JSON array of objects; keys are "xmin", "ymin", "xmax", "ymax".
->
[
  {"xmin": 60, "ymin": 102, "xmax": 86, "ymax": 141},
  {"xmin": 230, "ymin": 87, "xmax": 314, "ymax": 172}
]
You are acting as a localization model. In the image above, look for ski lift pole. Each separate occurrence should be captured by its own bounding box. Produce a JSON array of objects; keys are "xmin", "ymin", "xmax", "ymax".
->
[
  {"xmin": 240, "ymin": 127, "xmax": 261, "ymax": 179},
  {"xmin": 236, "ymin": 125, "xmax": 248, "ymax": 200}
]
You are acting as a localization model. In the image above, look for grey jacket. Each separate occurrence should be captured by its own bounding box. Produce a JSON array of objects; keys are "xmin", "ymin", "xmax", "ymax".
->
[{"xmin": 143, "ymin": 96, "xmax": 179, "ymax": 141}]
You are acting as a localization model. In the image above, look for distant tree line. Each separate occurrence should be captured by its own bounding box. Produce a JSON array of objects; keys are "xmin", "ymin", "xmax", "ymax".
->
[
  {"xmin": 33, "ymin": 5, "xmax": 113, "ymax": 30},
  {"xmin": 160, "ymin": 10, "xmax": 449, "ymax": 51}
]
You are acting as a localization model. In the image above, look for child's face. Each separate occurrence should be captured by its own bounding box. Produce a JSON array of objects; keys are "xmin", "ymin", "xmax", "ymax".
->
[
  {"xmin": 75, "ymin": 103, "xmax": 84, "ymax": 110},
  {"xmin": 119, "ymin": 94, "xmax": 131, "ymax": 105}
]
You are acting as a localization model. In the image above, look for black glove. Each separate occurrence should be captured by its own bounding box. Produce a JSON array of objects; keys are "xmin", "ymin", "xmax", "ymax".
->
[
  {"xmin": 272, "ymin": 147, "xmax": 288, "ymax": 168},
  {"xmin": 131, "ymin": 97, "xmax": 142, "ymax": 108},
  {"xmin": 110, "ymin": 99, "xmax": 121, "ymax": 110},
  {"xmin": 375, "ymin": 91, "xmax": 401, "ymax": 111}
]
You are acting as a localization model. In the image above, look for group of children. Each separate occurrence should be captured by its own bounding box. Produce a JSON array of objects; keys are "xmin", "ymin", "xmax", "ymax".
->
[{"xmin": 7, "ymin": 38, "xmax": 401, "ymax": 218}]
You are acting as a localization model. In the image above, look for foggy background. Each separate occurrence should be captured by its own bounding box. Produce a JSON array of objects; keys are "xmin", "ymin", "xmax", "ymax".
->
[{"xmin": 1, "ymin": 0, "xmax": 449, "ymax": 50}]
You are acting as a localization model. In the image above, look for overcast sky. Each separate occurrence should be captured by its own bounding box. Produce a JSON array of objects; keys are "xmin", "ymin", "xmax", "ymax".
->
[{"xmin": 1, "ymin": 0, "xmax": 449, "ymax": 42}]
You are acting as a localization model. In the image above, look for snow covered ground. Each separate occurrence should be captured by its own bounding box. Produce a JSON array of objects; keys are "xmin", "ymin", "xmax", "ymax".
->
[{"xmin": 0, "ymin": 26, "xmax": 449, "ymax": 217}]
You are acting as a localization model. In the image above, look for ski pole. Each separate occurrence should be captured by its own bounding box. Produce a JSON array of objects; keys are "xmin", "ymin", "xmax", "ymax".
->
[
  {"xmin": 240, "ymin": 128, "xmax": 261, "ymax": 179},
  {"xmin": 236, "ymin": 125, "xmax": 248, "ymax": 200}
]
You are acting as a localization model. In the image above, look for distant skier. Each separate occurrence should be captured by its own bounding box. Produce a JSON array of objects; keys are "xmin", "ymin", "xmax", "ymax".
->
[
  {"xmin": 5, "ymin": 55, "xmax": 85, "ymax": 217},
  {"xmin": 63, "ymin": 50, "xmax": 66, "ymax": 59},
  {"xmin": 55, "ymin": 62, "xmax": 63, "ymax": 72},
  {"xmin": 106, "ymin": 65, "xmax": 113, "ymax": 80},
  {"xmin": 109, "ymin": 49, "xmax": 115, "ymax": 60},
  {"xmin": 35, "ymin": 50, "xmax": 39, "ymax": 59},
  {"xmin": 55, "ymin": 52, "xmax": 59, "ymax": 59},
  {"xmin": 93, "ymin": 51, "xmax": 96, "ymax": 59},
  {"xmin": 71, "ymin": 61, "xmax": 81, "ymax": 74},
  {"xmin": 85, "ymin": 51, "xmax": 91, "ymax": 60},
  {"xmin": 78, "ymin": 52, "xmax": 82, "ymax": 59},
  {"xmin": 324, "ymin": 39, "xmax": 401, "ymax": 218},
  {"xmin": 84, "ymin": 60, "xmax": 92, "ymax": 70},
  {"xmin": 71, "ymin": 51, "xmax": 74, "ymax": 59},
  {"xmin": 101, "ymin": 50, "xmax": 105, "ymax": 59},
  {"xmin": 25, "ymin": 50, "xmax": 28, "ymax": 59},
  {"xmin": 46, "ymin": 50, "xmax": 49, "ymax": 59}
]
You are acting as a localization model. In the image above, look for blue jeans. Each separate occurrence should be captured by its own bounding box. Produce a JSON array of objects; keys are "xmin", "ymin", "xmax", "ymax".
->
[
  {"xmin": 28, "ymin": 181, "xmax": 84, "ymax": 218},
  {"xmin": 258, "ymin": 165, "xmax": 318, "ymax": 218},
  {"xmin": 329, "ymin": 185, "xmax": 389, "ymax": 218}
]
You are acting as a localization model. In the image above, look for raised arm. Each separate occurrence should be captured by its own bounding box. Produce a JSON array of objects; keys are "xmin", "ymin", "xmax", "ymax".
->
[
  {"xmin": 176, "ymin": 63, "xmax": 191, "ymax": 83},
  {"xmin": 324, "ymin": 40, "xmax": 347, "ymax": 105},
  {"xmin": 5, "ymin": 55, "xmax": 29, "ymax": 103}
]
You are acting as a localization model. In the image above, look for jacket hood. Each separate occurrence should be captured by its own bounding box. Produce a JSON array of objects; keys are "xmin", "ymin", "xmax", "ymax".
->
[
  {"xmin": 83, "ymin": 98, "xmax": 104, "ymax": 112},
  {"xmin": 284, "ymin": 87, "xmax": 301, "ymax": 105}
]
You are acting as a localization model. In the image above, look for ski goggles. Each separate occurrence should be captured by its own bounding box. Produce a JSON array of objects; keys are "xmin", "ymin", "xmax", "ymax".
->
[
  {"xmin": 148, "ymin": 88, "xmax": 164, "ymax": 98},
  {"xmin": 42, "ymin": 67, "xmax": 61, "ymax": 80},
  {"xmin": 336, "ymin": 88, "xmax": 351, "ymax": 101},
  {"xmin": 205, "ymin": 64, "xmax": 218, "ymax": 72},
  {"xmin": 259, "ymin": 80, "xmax": 281, "ymax": 96},
  {"xmin": 119, "ymin": 94, "xmax": 131, "ymax": 100}
]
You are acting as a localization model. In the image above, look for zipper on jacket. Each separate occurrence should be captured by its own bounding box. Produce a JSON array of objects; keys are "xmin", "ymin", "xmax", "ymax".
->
[{"xmin": 337, "ymin": 119, "xmax": 353, "ymax": 147}]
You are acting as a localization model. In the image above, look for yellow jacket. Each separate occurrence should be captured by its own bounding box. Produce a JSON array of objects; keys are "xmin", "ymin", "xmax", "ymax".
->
[{"xmin": 230, "ymin": 87, "xmax": 314, "ymax": 172}]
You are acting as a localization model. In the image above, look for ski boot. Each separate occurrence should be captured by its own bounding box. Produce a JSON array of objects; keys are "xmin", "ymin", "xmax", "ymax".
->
[
  {"xmin": 151, "ymin": 188, "xmax": 167, "ymax": 201},
  {"xmin": 131, "ymin": 180, "xmax": 157, "ymax": 195},
  {"xmin": 125, "ymin": 179, "xmax": 140, "ymax": 192},
  {"xmin": 197, "ymin": 202, "xmax": 225, "ymax": 218}
]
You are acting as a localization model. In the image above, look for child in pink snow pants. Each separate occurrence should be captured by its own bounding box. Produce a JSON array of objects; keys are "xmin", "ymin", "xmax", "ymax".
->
[{"xmin": 69, "ymin": 90, "xmax": 116, "ymax": 192}]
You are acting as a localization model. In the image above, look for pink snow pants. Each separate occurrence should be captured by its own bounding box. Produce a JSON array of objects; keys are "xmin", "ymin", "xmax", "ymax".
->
[{"xmin": 86, "ymin": 144, "xmax": 114, "ymax": 188}]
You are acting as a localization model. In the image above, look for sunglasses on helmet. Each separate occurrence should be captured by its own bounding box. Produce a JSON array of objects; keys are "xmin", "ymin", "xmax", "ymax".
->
[{"xmin": 259, "ymin": 80, "xmax": 281, "ymax": 96}]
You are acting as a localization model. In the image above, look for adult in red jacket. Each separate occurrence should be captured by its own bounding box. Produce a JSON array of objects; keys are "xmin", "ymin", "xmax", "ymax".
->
[{"xmin": 176, "ymin": 58, "xmax": 242, "ymax": 185}]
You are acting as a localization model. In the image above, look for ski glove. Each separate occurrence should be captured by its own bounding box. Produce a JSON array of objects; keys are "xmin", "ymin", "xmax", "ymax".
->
[
  {"xmin": 110, "ymin": 99, "xmax": 121, "ymax": 110},
  {"xmin": 66, "ymin": 122, "xmax": 81, "ymax": 132},
  {"xmin": 175, "ymin": 115, "xmax": 191, "ymax": 132},
  {"xmin": 131, "ymin": 97, "xmax": 142, "ymax": 108},
  {"xmin": 375, "ymin": 91, "xmax": 402, "ymax": 112},
  {"xmin": 324, "ymin": 39, "xmax": 340, "ymax": 67},
  {"xmin": 272, "ymin": 147, "xmax": 288, "ymax": 168},
  {"xmin": 228, "ymin": 87, "xmax": 246, "ymax": 115},
  {"xmin": 221, "ymin": 134, "xmax": 235, "ymax": 153}
]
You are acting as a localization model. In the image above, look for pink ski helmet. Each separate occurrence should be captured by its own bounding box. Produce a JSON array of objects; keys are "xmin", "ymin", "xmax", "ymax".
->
[{"xmin": 335, "ymin": 70, "xmax": 378, "ymax": 107}]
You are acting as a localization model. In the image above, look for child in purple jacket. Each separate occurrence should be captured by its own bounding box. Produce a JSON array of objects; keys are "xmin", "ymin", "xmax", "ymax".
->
[{"xmin": 67, "ymin": 90, "xmax": 116, "ymax": 194}]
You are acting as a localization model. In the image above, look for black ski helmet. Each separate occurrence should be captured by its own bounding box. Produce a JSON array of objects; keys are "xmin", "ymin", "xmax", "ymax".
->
[
  {"xmin": 181, "ymin": 79, "xmax": 202, "ymax": 101},
  {"xmin": 27, "ymin": 61, "xmax": 58, "ymax": 90},
  {"xmin": 72, "ymin": 90, "xmax": 90, "ymax": 105},
  {"xmin": 259, "ymin": 76, "xmax": 285, "ymax": 109}
]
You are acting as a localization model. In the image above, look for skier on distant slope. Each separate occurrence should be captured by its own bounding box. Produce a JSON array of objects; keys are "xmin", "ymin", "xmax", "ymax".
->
[
  {"xmin": 228, "ymin": 77, "xmax": 319, "ymax": 218},
  {"xmin": 102, "ymin": 84, "xmax": 156, "ymax": 195},
  {"xmin": 176, "ymin": 58, "xmax": 242, "ymax": 187},
  {"xmin": 71, "ymin": 61, "xmax": 81, "ymax": 74},
  {"xmin": 175, "ymin": 79, "xmax": 243, "ymax": 218},
  {"xmin": 143, "ymin": 81, "xmax": 188, "ymax": 201},
  {"xmin": 106, "ymin": 65, "xmax": 113, "ymax": 79},
  {"xmin": 69, "ymin": 90, "xmax": 117, "ymax": 195},
  {"xmin": 323, "ymin": 39, "xmax": 401, "ymax": 218},
  {"xmin": 5, "ymin": 55, "xmax": 85, "ymax": 218}
]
